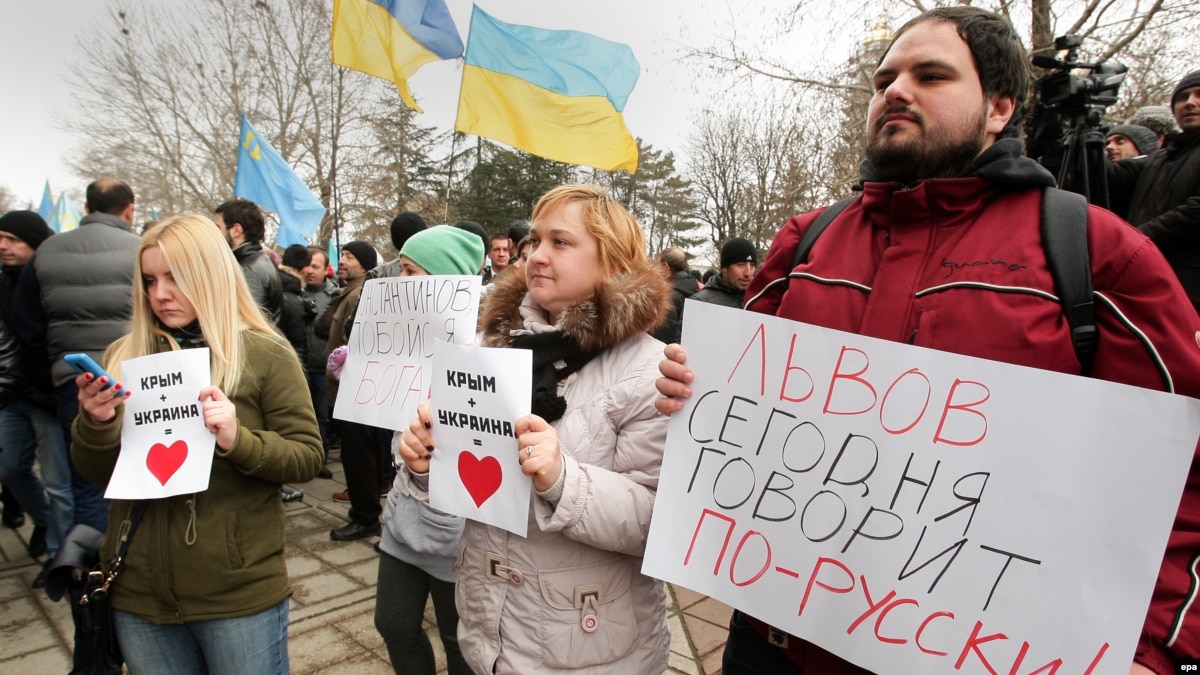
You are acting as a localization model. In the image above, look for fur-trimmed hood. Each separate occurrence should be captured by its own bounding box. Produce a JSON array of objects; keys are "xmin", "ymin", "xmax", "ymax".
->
[
  {"xmin": 479, "ymin": 260, "xmax": 671, "ymax": 352},
  {"xmin": 278, "ymin": 265, "xmax": 305, "ymax": 286}
]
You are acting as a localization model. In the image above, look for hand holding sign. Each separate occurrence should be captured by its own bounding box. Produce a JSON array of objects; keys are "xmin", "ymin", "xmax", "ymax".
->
[
  {"xmin": 397, "ymin": 403, "xmax": 436, "ymax": 474},
  {"xmin": 514, "ymin": 414, "xmax": 562, "ymax": 493},
  {"xmin": 654, "ymin": 343, "xmax": 693, "ymax": 415},
  {"xmin": 198, "ymin": 386, "xmax": 238, "ymax": 451}
]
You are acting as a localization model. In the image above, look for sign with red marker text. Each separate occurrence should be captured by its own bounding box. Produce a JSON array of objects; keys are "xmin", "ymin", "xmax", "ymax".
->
[
  {"xmin": 643, "ymin": 302, "xmax": 1200, "ymax": 675},
  {"xmin": 334, "ymin": 276, "xmax": 481, "ymax": 429},
  {"xmin": 428, "ymin": 341, "xmax": 532, "ymax": 536},
  {"xmin": 107, "ymin": 348, "xmax": 214, "ymax": 499}
]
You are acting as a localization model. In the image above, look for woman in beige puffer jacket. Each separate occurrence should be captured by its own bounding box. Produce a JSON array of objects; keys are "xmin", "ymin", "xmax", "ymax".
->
[{"xmin": 398, "ymin": 184, "xmax": 674, "ymax": 674}]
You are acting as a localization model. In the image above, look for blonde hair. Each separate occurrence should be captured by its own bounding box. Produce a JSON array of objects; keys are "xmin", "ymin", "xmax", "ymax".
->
[
  {"xmin": 105, "ymin": 214, "xmax": 281, "ymax": 395},
  {"xmin": 530, "ymin": 184, "xmax": 647, "ymax": 275}
]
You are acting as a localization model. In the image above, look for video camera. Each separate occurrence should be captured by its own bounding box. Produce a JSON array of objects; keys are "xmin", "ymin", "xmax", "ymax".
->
[
  {"xmin": 1032, "ymin": 35, "xmax": 1127, "ymax": 121},
  {"xmin": 1026, "ymin": 35, "xmax": 1128, "ymax": 207}
]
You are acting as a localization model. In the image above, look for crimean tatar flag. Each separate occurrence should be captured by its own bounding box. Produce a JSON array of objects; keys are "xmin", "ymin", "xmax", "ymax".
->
[
  {"xmin": 234, "ymin": 115, "xmax": 326, "ymax": 248},
  {"xmin": 454, "ymin": 6, "xmax": 640, "ymax": 173},
  {"xmin": 47, "ymin": 194, "xmax": 82, "ymax": 233},
  {"xmin": 37, "ymin": 181, "xmax": 54, "ymax": 220},
  {"xmin": 331, "ymin": 0, "xmax": 464, "ymax": 112}
]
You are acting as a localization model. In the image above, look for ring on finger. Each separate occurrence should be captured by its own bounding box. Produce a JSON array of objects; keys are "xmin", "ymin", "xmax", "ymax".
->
[{"xmin": 524, "ymin": 445, "xmax": 533, "ymax": 458}]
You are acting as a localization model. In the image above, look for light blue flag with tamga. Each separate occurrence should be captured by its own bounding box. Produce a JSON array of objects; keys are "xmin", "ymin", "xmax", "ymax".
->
[
  {"xmin": 46, "ymin": 194, "xmax": 82, "ymax": 233},
  {"xmin": 233, "ymin": 114, "xmax": 326, "ymax": 247}
]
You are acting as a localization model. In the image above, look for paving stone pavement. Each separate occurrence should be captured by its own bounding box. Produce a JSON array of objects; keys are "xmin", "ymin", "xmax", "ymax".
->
[{"xmin": 0, "ymin": 456, "xmax": 731, "ymax": 674}]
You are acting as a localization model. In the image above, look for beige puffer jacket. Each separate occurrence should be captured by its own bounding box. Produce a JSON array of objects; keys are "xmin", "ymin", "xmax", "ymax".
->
[{"xmin": 404, "ymin": 262, "xmax": 673, "ymax": 674}]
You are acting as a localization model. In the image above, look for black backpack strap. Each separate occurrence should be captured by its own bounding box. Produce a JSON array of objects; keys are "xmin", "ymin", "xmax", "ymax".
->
[
  {"xmin": 1041, "ymin": 187, "xmax": 1097, "ymax": 375},
  {"xmin": 790, "ymin": 197, "xmax": 858, "ymax": 270}
]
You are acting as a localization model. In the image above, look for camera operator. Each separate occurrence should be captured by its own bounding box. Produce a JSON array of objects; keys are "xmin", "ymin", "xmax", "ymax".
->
[{"xmin": 1109, "ymin": 70, "xmax": 1200, "ymax": 312}]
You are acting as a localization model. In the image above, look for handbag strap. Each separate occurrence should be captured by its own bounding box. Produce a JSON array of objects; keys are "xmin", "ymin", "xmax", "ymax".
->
[{"xmin": 84, "ymin": 502, "xmax": 149, "ymax": 604}]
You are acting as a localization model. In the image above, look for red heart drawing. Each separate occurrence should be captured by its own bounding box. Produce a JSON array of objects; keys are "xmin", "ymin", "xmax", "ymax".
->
[
  {"xmin": 146, "ymin": 440, "xmax": 189, "ymax": 486},
  {"xmin": 458, "ymin": 451, "xmax": 502, "ymax": 508}
]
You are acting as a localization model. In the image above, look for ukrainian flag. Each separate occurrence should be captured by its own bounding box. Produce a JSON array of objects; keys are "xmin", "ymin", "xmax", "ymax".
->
[
  {"xmin": 331, "ymin": 0, "xmax": 464, "ymax": 112},
  {"xmin": 454, "ymin": 6, "xmax": 640, "ymax": 173}
]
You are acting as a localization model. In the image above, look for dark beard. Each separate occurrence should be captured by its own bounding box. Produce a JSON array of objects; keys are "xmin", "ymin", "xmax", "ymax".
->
[{"xmin": 865, "ymin": 112, "xmax": 986, "ymax": 183}]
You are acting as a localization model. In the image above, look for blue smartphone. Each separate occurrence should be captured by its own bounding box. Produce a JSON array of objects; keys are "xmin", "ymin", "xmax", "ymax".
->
[{"xmin": 64, "ymin": 353, "xmax": 127, "ymax": 397}]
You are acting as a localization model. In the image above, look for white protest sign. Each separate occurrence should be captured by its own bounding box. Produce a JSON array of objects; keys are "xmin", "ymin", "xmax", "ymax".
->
[
  {"xmin": 106, "ymin": 348, "xmax": 215, "ymax": 499},
  {"xmin": 428, "ymin": 341, "xmax": 532, "ymax": 537},
  {"xmin": 334, "ymin": 276, "xmax": 481, "ymax": 429},
  {"xmin": 644, "ymin": 302, "xmax": 1200, "ymax": 675}
]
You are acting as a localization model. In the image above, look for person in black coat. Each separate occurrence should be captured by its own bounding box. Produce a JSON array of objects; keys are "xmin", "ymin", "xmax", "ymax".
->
[
  {"xmin": 651, "ymin": 247, "xmax": 700, "ymax": 344},
  {"xmin": 277, "ymin": 245, "xmax": 313, "ymax": 365},
  {"xmin": 1109, "ymin": 69, "xmax": 1200, "ymax": 310}
]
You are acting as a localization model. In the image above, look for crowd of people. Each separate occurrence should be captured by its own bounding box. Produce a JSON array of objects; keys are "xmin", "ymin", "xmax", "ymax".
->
[{"xmin": 2, "ymin": 5, "xmax": 1200, "ymax": 674}]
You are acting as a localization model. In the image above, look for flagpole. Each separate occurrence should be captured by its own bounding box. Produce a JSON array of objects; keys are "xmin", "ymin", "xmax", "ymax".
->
[
  {"xmin": 444, "ymin": 132, "xmax": 460, "ymax": 224},
  {"xmin": 330, "ymin": 63, "xmax": 342, "ymax": 256}
]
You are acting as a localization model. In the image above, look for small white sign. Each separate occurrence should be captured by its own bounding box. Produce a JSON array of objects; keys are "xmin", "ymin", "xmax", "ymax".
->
[
  {"xmin": 428, "ymin": 341, "xmax": 532, "ymax": 537},
  {"xmin": 106, "ymin": 348, "xmax": 215, "ymax": 499}
]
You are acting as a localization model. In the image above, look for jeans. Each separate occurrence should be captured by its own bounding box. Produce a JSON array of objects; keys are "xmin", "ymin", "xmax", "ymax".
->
[
  {"xmin": 0, "ymin": 400, "xmax": 71, "ymax": 556},
  {"xmin": 375, "ymin": 552, "xmax": 470, "ymax": 675},
  {"xmin": 114, "ymin": 598, "xmax": 289, "ymax": 675},
  {"xmin": 56, "ymin": 382, "xmax": 107, "ymax": 532},
  {"xmin": 722, "ymin": 610, "xmax": 805, "ymax": 675}
]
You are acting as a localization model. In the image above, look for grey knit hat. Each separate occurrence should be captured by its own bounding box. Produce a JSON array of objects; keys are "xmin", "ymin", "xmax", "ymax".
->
[
  {"xmin": 1106, "ymin": 124, "xmax": 1159, "ymax": 156},
  {"xmin": 1129, "ymin": 106, "xmax": 1178, "ymax": 138}
]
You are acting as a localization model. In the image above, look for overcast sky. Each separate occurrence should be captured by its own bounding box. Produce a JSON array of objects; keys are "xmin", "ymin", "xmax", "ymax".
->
[{"xmin": 0, "ymin": 0, "xmax": 807, "ymax": 205}]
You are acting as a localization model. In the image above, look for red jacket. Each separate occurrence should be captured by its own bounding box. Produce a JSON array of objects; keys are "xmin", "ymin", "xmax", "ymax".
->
[{"xmin": 744, "ymin": 141, "xmax": 1200, "ymax": 673}]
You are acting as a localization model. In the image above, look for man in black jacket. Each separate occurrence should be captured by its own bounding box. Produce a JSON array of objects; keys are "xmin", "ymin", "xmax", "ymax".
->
[
  {"xmin": 214, "ymin": 198, "xmax": 283, "ymax": 321},
  {"xmin": 1110, "ymin": 70, "xmax": 1200, "ymax": 310},
  {"xmin": 302, "ymin": 247, "xmax": 338, "ymax": 479},
  {"xmin": 652, "ymin": 247, "xmax": 700, "ymax": 344},
  {"xmin": 0, "ymin": 211, "xmax": 62, "ymax": 578},
  {"xmin": 690, "ymin": 237, "xmax": 758, "ymax": 310}
]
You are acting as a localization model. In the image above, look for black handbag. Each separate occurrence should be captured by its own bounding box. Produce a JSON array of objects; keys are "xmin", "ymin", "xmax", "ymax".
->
[{"xmin": 44, "ymin": 502, "xmax": 148, "ymax": 675}]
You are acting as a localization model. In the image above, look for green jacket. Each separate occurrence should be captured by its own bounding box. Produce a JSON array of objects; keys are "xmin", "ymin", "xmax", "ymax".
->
[{"xmin": 72, "ymin": 330, "xmax": 323, "ymax": 623}]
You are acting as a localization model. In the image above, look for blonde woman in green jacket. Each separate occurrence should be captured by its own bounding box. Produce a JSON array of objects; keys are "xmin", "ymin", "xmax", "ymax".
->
[{"xmin": 72, "ymin": 214, "xmax": 322, "ymax": 675}]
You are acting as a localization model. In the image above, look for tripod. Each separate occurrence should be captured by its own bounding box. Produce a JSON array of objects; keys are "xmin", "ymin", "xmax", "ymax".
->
[{"xmin": 1055, "ymin": 108, "xmax": 1111, "ymax": 209}]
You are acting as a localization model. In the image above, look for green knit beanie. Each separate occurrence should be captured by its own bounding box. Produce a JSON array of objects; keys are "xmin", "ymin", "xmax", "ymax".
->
[{"xmin": 400, "ymin": 225, "xmax": 486, "ymax": 276}]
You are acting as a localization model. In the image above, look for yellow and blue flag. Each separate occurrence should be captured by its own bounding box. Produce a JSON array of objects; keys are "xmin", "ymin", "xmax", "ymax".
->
[
  {"xmin": 47, "ymin": 194, "xmax": 82, "ymax": 233},
  {"xmin": 454, "ymin": 7, "xmax": 640, "ymax": 173},
  {"xmin": 234, "ymin": 114, "xmax": 327, "ymax": 248},
  {"xmin": 332, "ymin": 0, "xmax": 464, "ymax": 112},
  {"xmin": 37, "ymin": 181, "xmax": 54, "ymax": 220}
]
